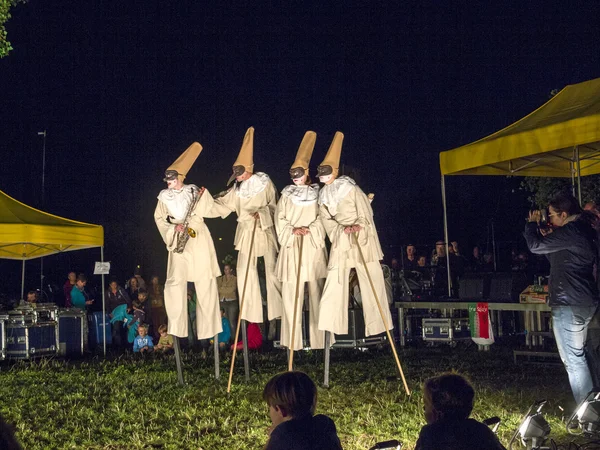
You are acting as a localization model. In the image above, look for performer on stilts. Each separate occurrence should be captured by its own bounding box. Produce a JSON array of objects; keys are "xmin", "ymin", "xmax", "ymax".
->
[
  {"xmin": 317, "ymin": 132, "xmax": 395, "ymax": 384},
  {"xmin": 209, "ymin": 128, "xmax": 282, "ymax": 390},
  {"xmin": 154, "ymin": 142, "xmax": 222, "ymax": 384},
  {"xmin": 275, "ymin": 131, "xmax": 328, "ymax": 355}
]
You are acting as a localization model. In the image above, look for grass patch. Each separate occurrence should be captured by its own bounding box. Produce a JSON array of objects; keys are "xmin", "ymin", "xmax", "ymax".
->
[{"xmin": 0, "ymin": 344, "xmax": 586, "ymax": 449}]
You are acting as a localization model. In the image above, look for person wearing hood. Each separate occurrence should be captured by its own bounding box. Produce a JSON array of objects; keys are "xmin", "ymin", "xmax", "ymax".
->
[
  {"xmin": 153, "ymin": 142, "xmax": 222, "ymax": 344},
  {"xmin": 316, "ymin": 132, "xmax": 393, "ymax": 341},
  {"xmin": 274, "ymin": 131, "xmax": 328, "ymax": 351},
  {"xmin": 209, "ymin": 127, "xmax": 283, "ymax": 326}
]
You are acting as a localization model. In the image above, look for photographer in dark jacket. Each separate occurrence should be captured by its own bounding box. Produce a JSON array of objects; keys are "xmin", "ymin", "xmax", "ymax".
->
[{"xmin": 524, "ymin": 192, "xmax": 599, "ymax": 404}]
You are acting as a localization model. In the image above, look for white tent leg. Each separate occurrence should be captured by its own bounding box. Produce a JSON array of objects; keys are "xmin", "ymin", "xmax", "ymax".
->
[
  {"xmin": 101, "ymin": 246, "xmax": 106, "ymax": 357},
  {"xmin": 441, "ymin": 175, "xmax": 452, "ymax": 297},
  {"xmin": 21, "ymin": 260, "xmax": 25, "ymax": 301}
]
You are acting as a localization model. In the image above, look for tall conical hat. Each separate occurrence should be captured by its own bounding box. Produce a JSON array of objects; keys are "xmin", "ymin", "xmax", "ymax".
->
[
  {"xmin": 164, "ymin": 142, "xmax": 203, "ymax": 181},
  {"xmin": 290, "ymin": 131, "xmax": 316, "ymax": 171},
  {"xmin": 319, "ymin": 131, "xmax": 344, "ymax": 177},
  {"xmin": 233, "ymin": 127, "xmax": 255, "ymax": 173}
]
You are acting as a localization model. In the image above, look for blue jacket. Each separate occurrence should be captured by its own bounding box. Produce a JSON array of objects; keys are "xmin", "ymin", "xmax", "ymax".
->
[
  {"xmin": 110, "ymin": 304, "xmax": 133, "ymax": 325},
  {"xmin": 218, "ymin": 317, "xmax": 231, "ymax": 343},
  {"xmin": 70, "ymin": 286, "xmax": 87, "ymax": 308},
  {"xmin": 133, "ymin": 335, "xmax": 154, "ymax": 352}
]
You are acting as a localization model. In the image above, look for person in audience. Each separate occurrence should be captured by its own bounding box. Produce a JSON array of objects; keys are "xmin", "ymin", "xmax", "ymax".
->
[
  {"xmin": 71, "ymin": 274, "xmax": 94, "ymax": 309},
  {"xmin": 63, "ymin": 271, "xmax": 77, "ymax": 307},
  {"xmin": 149, "ymin": 275, "xmax": 167, "ymax": 340},
  {"xmin": 25, "ymin": 290, "xmax": 38, "ymax": 304},
  {"xmin": 403, "ymin": 244, "xmax": 418, "ymax": 271},
  {"xmin": 137, "ymin": 288, "xmax": 152, "ymax": 333},
  {"xmin": 133, "ymin": 266, "xmax": 146, "ymax": 289},
  {"xmin": 107, "ymin": 279, "xmax": 131, "ymax": 347},
  {"xmin": 133, "ymin": 323, "xmax": 154, "ymax": 353},
  {"xmin": 469, "ymin": 246, "xmax": 484, "ymax": 272},
  {"xmin": 415, "ymin": 373, "xmax": 506, "ymax": 450},
  {"xmin": 231, "ymin": 322, "xmax": 263, "ymax": 351},
  {"xmin": 217, "ymin": 264, "xmax": 239, "ymax": 335},
  {"xmin": 0, "ymin": 415, "xmax": 22, "ymax": 450},
  {"xmin": 211, "ymin": 307, "xmax": 232, "ymax": 351},
  {"xmin": 127, "ymin": 276, "xmax": 140, "ymax": 301},
  {"xmin": 155, "ymin": 324, "xmax": 174, "ymax": 353},
  {"xmin": 390, "ymin": 257, "xmax": 401, "ymax": 301},
  {"xmin": 263, "ymin": 371, "xmax": 342, "ymax": 450}
]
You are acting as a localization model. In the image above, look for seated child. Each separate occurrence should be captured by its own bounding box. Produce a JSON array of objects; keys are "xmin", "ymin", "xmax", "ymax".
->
[
  {"xmin": 231, "ymin": 322, "xmax": 262, "ymax": 351},
  {"xmin": 133, "ymin": 323, "xmax": 154, "ymax": 353},
  {"xmin": 210, "ymin": 308, "xmax": 232, "ymax": 350},
  {"xmin": 155, "ymin": 324, "xmax": 174, "ymax": 353},
  {"xmin": 415, "ymin": 373, "xmax": 507, "ymax": 450},
  {"xmin": 263, "ymin": 371, "xmax": 342, "ymax": 450}
]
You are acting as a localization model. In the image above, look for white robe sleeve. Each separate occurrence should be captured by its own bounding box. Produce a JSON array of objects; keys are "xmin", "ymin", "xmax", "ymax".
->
[
  {"xmin": 154, "ymin": 200, "xmax": 177, "ymax": 252},
  {"xmin": 275, "ymin": 195, "xmax": 295, "ymax": 248},
  {"xmin": 256, "ymin": 181, "xmax": 277, "ymax": 230}
]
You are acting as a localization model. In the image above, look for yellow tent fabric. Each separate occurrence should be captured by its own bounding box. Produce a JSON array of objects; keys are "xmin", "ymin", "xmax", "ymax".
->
[
  {"xmin": 440, "ymin": 77, "xmax": 600, "ymax": 177},
  {"xmin": 0, "ymin": 190, "xmax": 104, "ymax": 260}
]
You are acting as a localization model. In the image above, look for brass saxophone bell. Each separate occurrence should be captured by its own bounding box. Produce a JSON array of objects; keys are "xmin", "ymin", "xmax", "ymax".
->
[{"xmin": 187, "ymin": 228, "xmax": 197, "ymax": 238}]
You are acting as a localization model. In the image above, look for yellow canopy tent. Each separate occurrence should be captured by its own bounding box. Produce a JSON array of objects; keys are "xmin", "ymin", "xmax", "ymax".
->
[
  {"xmin": 0, "ymin": 189, "xmax": 109, "ymax": 353},
  {"xmin": 437, "ymin": 77, "xmax": 600, "ymax": 294}
]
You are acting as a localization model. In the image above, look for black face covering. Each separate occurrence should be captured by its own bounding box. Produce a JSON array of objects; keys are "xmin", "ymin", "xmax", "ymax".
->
[
  {"xmin": 227, "ymin": 165, "xmax": 247, "ymax": 185},
  {"xmin": 289, "ymin": 167, "xmax": 305, "ymax": 180},
  {"xmin": 163, "ymin": 170, "xmax": 179, "ymax": 182},
  {"xmin": 317, "ymin": 165, "xmax": 333, "ymax": 177}
]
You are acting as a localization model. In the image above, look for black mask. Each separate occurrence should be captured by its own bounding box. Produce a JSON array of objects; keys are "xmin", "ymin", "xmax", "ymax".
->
[
  {"xmin": 317, "ymin": 165, "xmax": 333, "ymax": 177},
  {"xmin": 289, "ymin": 167, "xmax": 305, "ymax": 180}
]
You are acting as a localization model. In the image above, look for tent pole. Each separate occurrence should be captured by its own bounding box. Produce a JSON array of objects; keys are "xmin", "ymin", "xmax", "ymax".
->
[
  {"xmin": 21, "ymin": 260, "xmax": 25, "ymax": 301},
  {"xmin": 101, "ymin": 246, "xmax": 106, "ymax": 357},
  {"xmin": 570, "ymin": 159, "xmax": 576, "ymax": 198},
  {"xmin": 441, "ymin": 175, "xmax": 452, "ymax": 297},
  {"xmin": 576, "ymin": 146, "xmax": 582, "ymax": 206}
]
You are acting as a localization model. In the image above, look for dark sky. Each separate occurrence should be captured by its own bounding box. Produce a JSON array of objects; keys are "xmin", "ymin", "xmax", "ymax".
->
[{"xmin": 1, "ymin": 1, "xmax": 599, "ymax": 295}]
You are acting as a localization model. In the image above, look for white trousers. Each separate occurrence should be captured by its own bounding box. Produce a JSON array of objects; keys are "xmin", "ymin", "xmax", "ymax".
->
[
  {"xmin": 280, "ymin": 279, "xmax": 326, "ymax": 350},
  {"xmin": 318, "ymin": 261, "xmax": 394, "ymax": 336},
  {"xmin": 164, "ymin": 279, "xmax": 221, "ymax": 340},
  {"xmin": 237, "ymin": 245, "xmax": 282, "ymax": 323}
]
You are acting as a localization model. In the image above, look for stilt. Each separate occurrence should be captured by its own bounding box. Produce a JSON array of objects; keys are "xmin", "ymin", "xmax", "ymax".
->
[
  {"xmin": 213, "ymin": 334, "xmax": 220, "ymax": 380},
  {"xmin": 241, "ymin": 319, "xmax": 250, "ymax": 382},
  {"xmin": 173, "ymin": 337, "xmax": 184, "ymax": 386},
  {"xmin": 323, "ymin": 331, "xmax": 331, "ymax": 388}
]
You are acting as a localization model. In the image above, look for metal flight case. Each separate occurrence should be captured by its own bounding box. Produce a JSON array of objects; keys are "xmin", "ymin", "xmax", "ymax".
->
[
  {"xmin": 0, "ymin": 313, "xmax": 8, "ymax": 360},
  {"xmin": 57, "ymin": 308, "xmax": 87, "ymax": 356},
  {"xmin": 6, "ymin": 306, "xmax": 58, "ymax": 359}
]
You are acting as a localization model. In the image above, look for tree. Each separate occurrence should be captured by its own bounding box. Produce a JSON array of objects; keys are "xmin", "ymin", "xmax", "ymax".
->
[
  {"xmin": 0, "ymin": 0, "xmax": 25, "ymax": 58},
  {"xmin": 520, "ymin": 175, "xmax": 600, "ymax": 207}
]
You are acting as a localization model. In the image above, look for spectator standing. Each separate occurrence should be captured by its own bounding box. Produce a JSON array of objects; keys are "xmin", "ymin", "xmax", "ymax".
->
[
  {"xmin": 63, "ymin": 272, "xmax": 76, "ymax": 308},
  {"xmin": 25, "ymin": 290, "xmax": 38, "ymax": 305},
  {"xmin": 263, "ymin": 371, "xmax": 342, "ymax": 450},
  {"xmin": 149, "ymin": 275, "xmax": 167, "ymax": 340},
  {"xmin": 403, "ymin": 244, "xmax": 418, "ymax": 271},
  {"xmin": 106, "ymin": 279, "xmax": 131, "ymax": 347},
  {"xmin": 524, "ymin": 193, "xmax": 599, "ymax": 404},
  {"xmin": 415, "ymin": 373, "xmax": 506, "ymax": 450},
  {"xmin": 216, "ymin": 264, "xmax": 238, "ymax": 335},
  {"xmin": 70, "ymin": 274, "xmax": 94, "ymax": 310},
  {"xmin": 127, "ymin": 276, "xmax": 140, "ymax": 302}
]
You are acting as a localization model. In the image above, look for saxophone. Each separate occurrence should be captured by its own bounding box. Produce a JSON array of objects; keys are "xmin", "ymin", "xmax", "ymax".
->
[{"xmin": 171, "ymin": 187, "xmax": 203, "ymax": 254}]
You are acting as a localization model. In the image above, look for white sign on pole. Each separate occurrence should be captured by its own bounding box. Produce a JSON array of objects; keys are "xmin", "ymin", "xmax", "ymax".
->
[{"xmin": 94, "ymin": 262, "xmax": 111, "ymax": 275}]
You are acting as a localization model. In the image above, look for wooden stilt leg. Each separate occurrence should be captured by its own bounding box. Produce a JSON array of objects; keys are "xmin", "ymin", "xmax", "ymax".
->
[
  {"xmin": 173, "ymin": 336, "xmax": 184, "ymax": 386},
  {"xmin": 241, "ymin": 319, "xmax": 250, "ymax": 382},
  {"xmin": 213, "ymin": 334, "xmax": 220, "ymax": 380},
  {"xmin": 323, "ymin": 331, "xmax": 331, "ymax": 388}
]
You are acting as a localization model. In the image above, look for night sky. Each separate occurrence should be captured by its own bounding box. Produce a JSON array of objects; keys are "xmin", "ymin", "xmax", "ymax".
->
[{"xmin": 1, "ymin": 1, "xmax": 599, "ymax": 297}]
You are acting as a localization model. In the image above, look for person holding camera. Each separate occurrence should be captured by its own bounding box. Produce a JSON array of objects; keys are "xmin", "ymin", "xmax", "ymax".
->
[{"xmin": 524, "ymin": 192, "xmax": 599, "ymax": 404}]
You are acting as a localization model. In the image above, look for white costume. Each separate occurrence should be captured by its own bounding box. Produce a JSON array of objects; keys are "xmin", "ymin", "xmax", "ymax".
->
[
  {"xmin": 275, "ymin": 183, "xmax": 328, "ymax": 350},
  {"xmin": 209, "ymin": 128, "xmax": 282, "ymax": 324},
  {"xmin": 316, "ymin": 134, "xmax": 393, "ymax": 337},
  {"xmin": 154, "ymin": 144, "xmax": 222, "ymax": 340}
]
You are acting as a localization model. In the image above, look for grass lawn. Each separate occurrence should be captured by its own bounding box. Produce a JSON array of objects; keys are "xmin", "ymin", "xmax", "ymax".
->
[{"xmin": 0, "ymin": 343, "xmax": 587, "ymax": 449}]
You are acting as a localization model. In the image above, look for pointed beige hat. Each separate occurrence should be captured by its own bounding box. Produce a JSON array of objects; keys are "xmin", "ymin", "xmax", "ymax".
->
[
  {"xmin": 164, "ymin": 142, "xmax": 203, "ymax": 181},
  {"xmin": 233, "ymin": 127, "xmax": 255, "ymax": 173},
  {"xmin": 318, "ymin": 131, "xmax": 344, "ymax": 178},
  {"xmin": 290, "ymin": 131, "xmax": 317, "ymax": 171}
]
